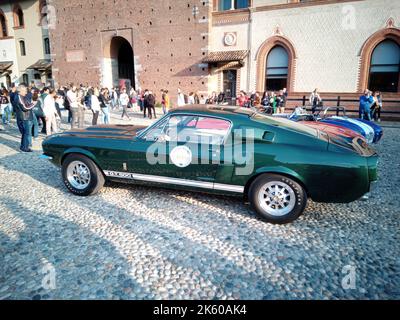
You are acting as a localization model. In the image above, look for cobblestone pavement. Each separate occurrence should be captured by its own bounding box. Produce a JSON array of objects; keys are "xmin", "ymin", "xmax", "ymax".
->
[{"xmin": 0, "ymin": 109, "xmax": 399, "ymax": 300}]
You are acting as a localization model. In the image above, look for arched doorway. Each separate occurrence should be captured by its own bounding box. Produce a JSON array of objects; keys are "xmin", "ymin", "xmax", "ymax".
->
[
  {"xmin": 368, "ymin": 40, "xmax": 400, "ymax": 92},
  {"xmin": 103, "ymin": 36, "xmax": 135, "ymax": 89},
  {"xmin": 265, "ymin": 45, "xmax": 289, "ymax": 91}
]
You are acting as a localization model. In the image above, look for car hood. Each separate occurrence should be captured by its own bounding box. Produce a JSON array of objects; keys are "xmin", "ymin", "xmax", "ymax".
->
[{"xmin": 55, "ymin": 125, "xmax": 148, "ymax": 140}]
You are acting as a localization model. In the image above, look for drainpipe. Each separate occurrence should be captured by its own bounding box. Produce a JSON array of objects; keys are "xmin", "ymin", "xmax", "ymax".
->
[{"xmin": 247, "ymin": 7, "xmax": 253, "ymax": 93}]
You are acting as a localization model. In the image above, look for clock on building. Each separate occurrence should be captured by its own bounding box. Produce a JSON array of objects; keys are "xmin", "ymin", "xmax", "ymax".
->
[{"xmin": 224, "ymin": 32, "xmax": 237, "ymax": 46}]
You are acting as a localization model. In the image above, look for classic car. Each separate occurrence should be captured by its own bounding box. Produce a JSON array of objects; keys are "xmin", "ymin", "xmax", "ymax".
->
[
  {"xmin": 296, "ymin": 120, "xmax": 365, "ymax": 143},
  {"xmin": 320, "ymin": 117, "xmax": 375, "ymax": 144},
  {"xmin": 318, "ymin": 107, "xmax": 382, "ymax": 143},
  {"xmin": 356, "ymin": 119, "xmax": 383, "ymax": 143},
  {"xmin": 272, "ymin": 110, "xmax": 366, "ymax": 143},
  {"xmin": 42, "ymin": 105, "xmax": 378, "ymax": 224},
  {"xmin": 273, "ymin": 107, "xmax": 382, "ymax": 144}
]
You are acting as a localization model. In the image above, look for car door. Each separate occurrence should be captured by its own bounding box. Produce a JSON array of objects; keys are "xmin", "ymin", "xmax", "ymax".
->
[{"xmin": 127, "ymin": 113, "xmax": 232, "ymax": 190}]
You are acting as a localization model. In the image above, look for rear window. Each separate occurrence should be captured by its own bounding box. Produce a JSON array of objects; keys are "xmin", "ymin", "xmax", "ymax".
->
[{"xmin": 251, "ymin": 113, "xmax": 319, "ymax": 137}]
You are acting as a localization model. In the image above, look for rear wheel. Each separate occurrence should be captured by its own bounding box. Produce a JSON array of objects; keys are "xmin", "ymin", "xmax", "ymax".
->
[
  {"xmin": 248, "ymin": 174, "xmax": 307, "ymax": 224},
  {"xmin": 62, "ymin": 154, "xmax": 105, "ymax": 196}
]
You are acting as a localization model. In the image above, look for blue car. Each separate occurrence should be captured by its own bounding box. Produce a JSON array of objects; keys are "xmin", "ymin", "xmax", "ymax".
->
[
  {"xmin": 356, "ymin": 119, "xmax": 383, "ymax": 143},
  {"xmin": 320, "ymin": 117, "xmax": 375, "ymax": 144},
  {"xmin": 271, "ymin": 107, "xmax": 383, "ymax": 144}
]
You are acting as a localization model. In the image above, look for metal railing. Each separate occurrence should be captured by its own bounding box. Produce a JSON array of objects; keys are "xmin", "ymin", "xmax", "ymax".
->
[{"xmin": 286, "ymin": 96, "xmax": 400, "ymax": 115}]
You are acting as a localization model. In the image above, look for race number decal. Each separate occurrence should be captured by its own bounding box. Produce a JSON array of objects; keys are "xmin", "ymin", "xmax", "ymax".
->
[{"xmin": 170, "ymin": 146, "xmax": 192, "ymax": 168}]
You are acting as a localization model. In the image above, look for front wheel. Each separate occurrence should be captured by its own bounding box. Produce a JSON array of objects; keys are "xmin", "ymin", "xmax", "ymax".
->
[
  {"xmin": 248, "ymin": 174, "xmax": 307, "ymax": 224},
  {"xmin": 62, "ymin": 154, "xmax": 105, "ymax": 196}
]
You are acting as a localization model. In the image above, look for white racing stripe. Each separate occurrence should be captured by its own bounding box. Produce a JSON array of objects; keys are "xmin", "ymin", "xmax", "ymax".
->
[{"xmin": 103, "ymin": 170, "xmax": 244, "ymax": 193}]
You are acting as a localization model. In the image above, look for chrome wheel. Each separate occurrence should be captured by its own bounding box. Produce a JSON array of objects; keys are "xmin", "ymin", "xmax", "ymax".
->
[
  {"xmin": 66, "ymin": 161, "xmax": 91, "ymax": 190},
  {"xmin": 258, "ymin": 181, "xmax": 296, "ymax": 216}
]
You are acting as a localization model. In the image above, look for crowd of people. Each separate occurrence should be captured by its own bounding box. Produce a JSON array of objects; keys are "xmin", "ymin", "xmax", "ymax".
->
[
  {"xmin": 0, "ymin": 82, "xmax": 200, "ymax": 152},
  {"xmin": 0, "ymin": 79, "xmax": 385, "ymax": 153},
  {"xmin": 235, "ymin": 88, "xmax": 289, "ymax": 114}
]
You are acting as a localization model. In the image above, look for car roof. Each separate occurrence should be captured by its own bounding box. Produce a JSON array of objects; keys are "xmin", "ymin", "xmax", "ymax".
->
[
  {"xmin": 168, "ymin": 105, "xmax": 319, "ymax": 137},
  {"xmin": 169, "ymin": 105, "xmax": 255, "ymax": 117}
]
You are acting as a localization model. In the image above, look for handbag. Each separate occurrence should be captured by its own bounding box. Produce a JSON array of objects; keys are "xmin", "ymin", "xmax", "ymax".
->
[{"xmin": 33, "ymin": 102, "xmax": 45, "ymax": 118}]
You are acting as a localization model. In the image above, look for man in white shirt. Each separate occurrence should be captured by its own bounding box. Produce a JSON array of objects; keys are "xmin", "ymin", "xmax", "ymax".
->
[
  {"xmin": 177, "ymin": 88, "xmax": 185, "ymax": 107},
  {"xmin": 43, "ymin": 88, "xmax": 58, "ymax": 136},
  {"xmin": 67, "ymin": 84, "xmax": 79, "ymax": 128}
]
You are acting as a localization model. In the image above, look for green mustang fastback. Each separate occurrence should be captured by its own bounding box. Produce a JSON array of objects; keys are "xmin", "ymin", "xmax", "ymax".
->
[{"xmin": 42, "ymin": 105, "xmax": 378, "ymax": 224}]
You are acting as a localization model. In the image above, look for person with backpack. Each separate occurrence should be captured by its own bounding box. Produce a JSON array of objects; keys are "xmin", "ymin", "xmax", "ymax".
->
[
  {"xmin": 84, "ymin": 89, "xmax": 91, "ymax": 109},
  {"xmin": 31, "ymin": 89, "xmax": 45, "ymax": 138},
  {"xmin": 99, "ymin": 88, "xmax": 110, "ymax": 124},
  {"xmin": 217, "ymin": 92, "xmax": 225, "ymax": 105},
  {"xmin": 146, "ymin": 91, "xmax": 156, "ymax": 119}
]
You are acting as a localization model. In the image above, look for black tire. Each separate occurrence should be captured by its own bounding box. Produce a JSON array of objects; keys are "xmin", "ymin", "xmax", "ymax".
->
[
  {"xmin": 248, "ymin": 173, "xmax": 307, "ymax": 224},
  {"xmin": 62, "ymin": 154, "xmax": 105, "ymax": 196}
]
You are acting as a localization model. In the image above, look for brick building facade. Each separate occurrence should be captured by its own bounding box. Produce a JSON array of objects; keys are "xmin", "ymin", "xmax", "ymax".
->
[
  {"xmin": 49, "ymin": 0, "xmax": 211, "ymax": 100},
  {"xmin": 48, "ymin": 0, "xmax": 400, "ymax": 115}
]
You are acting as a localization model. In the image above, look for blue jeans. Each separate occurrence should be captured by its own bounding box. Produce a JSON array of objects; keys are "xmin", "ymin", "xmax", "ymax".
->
[
  {"xmin": 2, "ymin": 104, "xmax": 11, "ymax": 124},
  {"xmin": 16, "ymin": 116, "xmax": 24, "ymax": 135},
  {"xmin": 101, "ymin": 106, "xmax": 110, "ymax": 124},
  {"xmin": 359, "ymin": 108, "xmax": 371, "ymax": 121},
  {"xmin": 32, "ymin": 114, "xmax": 39, "ymax": 138},
  {"xmin": 21, "ymin": 120, "xmax": 33, "ymax": 151}
]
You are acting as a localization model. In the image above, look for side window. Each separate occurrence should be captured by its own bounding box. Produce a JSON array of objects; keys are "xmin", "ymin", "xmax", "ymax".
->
[
  {"xmin": 142, "ymin": 115, "xmax": 231, "ymax": 145},
  {"xmin": 142, "ymin": 117, "xmax": 169, "ymax": 141},
  {"xmin": 142, "ymin": 115, "xmax": 192, "ymax": 142},
  {"xmin": 185, "ymin": 117, "xmax": 231, "ymax": 145}
]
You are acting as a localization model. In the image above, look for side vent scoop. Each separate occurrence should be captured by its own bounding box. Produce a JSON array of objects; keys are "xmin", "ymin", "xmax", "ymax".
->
[{"xmin": 262, "ymin": 131, "xmax": 275, "ymax": 143}]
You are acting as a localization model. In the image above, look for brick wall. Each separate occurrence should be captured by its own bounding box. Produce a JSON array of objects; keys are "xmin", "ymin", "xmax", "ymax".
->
[{"xmin": 49, "ymin": 0, "xmax": 211, "ymax": 105}]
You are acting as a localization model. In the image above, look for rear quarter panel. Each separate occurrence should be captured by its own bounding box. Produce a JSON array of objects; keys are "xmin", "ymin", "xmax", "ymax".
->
[{"xmin": 225, "ymin": 125, "xmax": 370, "ymax": 203}]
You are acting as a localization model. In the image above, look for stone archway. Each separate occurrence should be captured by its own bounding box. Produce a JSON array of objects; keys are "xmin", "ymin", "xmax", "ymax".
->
[
  {"xmin": 102, "ymin": 35, "xmax": 135, "ymax": 89},
  {"xmin": 255, "ymin": 35, "xmax": 297, "ymax": 93},
  {"xmin": 357, "ymin": 27, "xmax": 400, "ymax": 93}
]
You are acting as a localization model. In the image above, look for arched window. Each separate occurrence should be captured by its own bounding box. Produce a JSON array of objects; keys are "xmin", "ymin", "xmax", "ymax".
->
[
  {"xmin": 368, "ymin": 40, "xmax": 400, "ymax": 92},
  {"xmin": 265, "ymin": 45, "xmax": 289, "ymax": 91},
  {"xmin": 44, "ymin": 37, "xmax": 50, "ymax": 54},
  {"xmin": 19, "ymin": 40, "xmax": 26, "ymax": 56},
  {"xmin": 13, "ymin": 5, "xmax": 24, "ymax": 28},
  {"xmin": 0, "ymin": 11, "xmax": 8, "ymax": 38}
]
